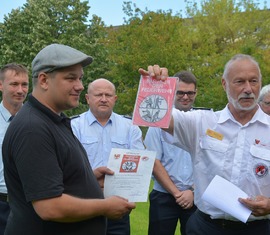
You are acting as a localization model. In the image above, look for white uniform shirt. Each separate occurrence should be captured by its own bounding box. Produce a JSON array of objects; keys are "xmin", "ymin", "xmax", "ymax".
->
[
  {"xmin": 144, "ymin": 127, "xmax": 193, "ymax": 193},
  {"xmin": 163, "ymin": 105, "xmax": 270, "ymax": 221}
]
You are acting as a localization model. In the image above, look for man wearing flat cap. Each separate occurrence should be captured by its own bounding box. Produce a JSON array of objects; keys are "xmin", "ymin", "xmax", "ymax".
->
[{"xmin": 2, "ymin": 44, "xmax": 135, "ymax": 235}]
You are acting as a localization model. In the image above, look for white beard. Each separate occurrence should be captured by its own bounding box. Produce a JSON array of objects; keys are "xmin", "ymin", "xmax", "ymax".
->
[{"xmin": 226, "ymin": 86, "xmax": 258, "ymax": 111}]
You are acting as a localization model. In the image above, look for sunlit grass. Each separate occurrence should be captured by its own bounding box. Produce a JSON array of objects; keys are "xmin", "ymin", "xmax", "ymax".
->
[{"xmin": 130, "ymin": 180, "xmax": 181, "ymax": 235}]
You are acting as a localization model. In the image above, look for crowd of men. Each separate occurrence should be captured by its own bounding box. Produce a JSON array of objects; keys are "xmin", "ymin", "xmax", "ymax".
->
[{"xmin": 0, "ymin": 43, "xmax": 270, "ymax": 235}]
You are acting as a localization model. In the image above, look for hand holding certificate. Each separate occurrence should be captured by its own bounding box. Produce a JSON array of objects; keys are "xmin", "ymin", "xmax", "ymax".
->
[
  {"xmin": 104, "ymin": 148, "xmax": 156, "ymax": 202},
  {"xmin": 201, "ymin": 175, "xmax": 252, "ymax": 223}
]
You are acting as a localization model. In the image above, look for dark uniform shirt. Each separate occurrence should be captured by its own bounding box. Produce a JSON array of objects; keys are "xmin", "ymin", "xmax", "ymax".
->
[{"xmin": 2, "ymin": 94, "xmax": 106, "ymax": 235}]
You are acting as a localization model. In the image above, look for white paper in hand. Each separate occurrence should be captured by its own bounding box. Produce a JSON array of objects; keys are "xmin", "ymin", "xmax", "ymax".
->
[
  {"xmin": 104, "ymin": 148, "xmax": 156, "ymax": 202},
  {"xmin": 201, "ymin": 175, "xmax": 252, "ymax": 223}
]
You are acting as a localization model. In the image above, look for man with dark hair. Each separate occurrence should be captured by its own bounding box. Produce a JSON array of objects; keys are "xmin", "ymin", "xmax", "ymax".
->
[
  {"xmin": 2, "ymin": 44, "xmax": 135, "ymax": 235},
  {"xmin": 144, "ymin": 71, "xmax": 198, "ymax": 235},
  {"xmin": 0, "ymin": 63, "xmax": 29, "ymax": 235}
]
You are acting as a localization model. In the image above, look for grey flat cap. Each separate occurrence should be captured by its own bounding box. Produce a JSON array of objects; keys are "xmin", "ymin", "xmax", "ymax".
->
[{"xmin": 32, "ymin": 44, "xmax": 93, "ymax": 78}]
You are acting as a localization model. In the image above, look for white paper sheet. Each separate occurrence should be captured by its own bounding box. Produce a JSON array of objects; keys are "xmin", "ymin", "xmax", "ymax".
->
[
  {"xmin": 201, "ymin": 175, "xmax": 252, "ymax": 223},
  {"xmin": 104, "ymin": 148, "xmax": 156, "ymax": 202}
]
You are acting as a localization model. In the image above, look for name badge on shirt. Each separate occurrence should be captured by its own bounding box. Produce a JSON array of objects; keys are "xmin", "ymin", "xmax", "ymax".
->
[{"xmin": 206, "ymin": 129, "xmax": 223, "ymax": 141}]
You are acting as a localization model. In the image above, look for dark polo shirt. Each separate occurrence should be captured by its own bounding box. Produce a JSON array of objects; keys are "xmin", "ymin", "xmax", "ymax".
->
[{"xmin": 2, "ymin": 94, "xmax": 106, "ymax": 235}]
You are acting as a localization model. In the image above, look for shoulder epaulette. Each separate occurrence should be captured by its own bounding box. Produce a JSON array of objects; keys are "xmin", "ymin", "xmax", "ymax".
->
[
  {"xmin": 70, "ymin": 115, "xmax": 80, "ymax": 119},
  {"xmin": 122, "ymin": 114, "xmax": 132, "ymax": 119},
  {"xmin": 192, "ymin": 107, "xmax": 212, "ymax": 111}
]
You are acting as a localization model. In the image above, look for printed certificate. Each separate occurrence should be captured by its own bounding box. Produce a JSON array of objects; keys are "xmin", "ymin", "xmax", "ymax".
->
[
  {"xmin": 104, "ymin": 148, "xmax": 156, "ymax": 202},
  {"xmin": 132, "ymin": 75, "xmax": 177, "ymax": 128}
]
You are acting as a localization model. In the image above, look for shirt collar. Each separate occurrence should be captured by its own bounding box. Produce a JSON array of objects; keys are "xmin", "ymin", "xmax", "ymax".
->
[
  {"xmin": 256, "ymin": 106, "xmax": 270, "ymax": 125},
  {"xmin": 217, "ymin": 104, "xmax": 270, "ymax": 125},
  {"xmin": 28, "ymin": 94, "xmax": 68, "ymax": 124},
  {"xmin": 0, "ymin": 101, "xmax": 13, "ymax": 122},
  {"xmin": 87, "ymin": 109, "xmax": 114, "ymax": 126}
]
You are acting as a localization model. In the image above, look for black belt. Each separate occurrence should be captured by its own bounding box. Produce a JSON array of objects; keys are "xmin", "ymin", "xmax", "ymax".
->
[
  {"xmin": 197, "ymin": 210, "xmax": 268, "ymax": 230},
  {"xmin": 0, "ymin": 193, "xmax": 8, "ymax": 202}
]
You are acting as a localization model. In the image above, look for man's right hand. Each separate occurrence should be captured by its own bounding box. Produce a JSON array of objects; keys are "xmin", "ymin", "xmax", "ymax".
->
[
  {"xmin": 104, "ymin": 196, "xmax": 136, "ymax": 220},
  {"xmin": 138, "ymin": 65, "xmax": 168, "ymax": 81}
]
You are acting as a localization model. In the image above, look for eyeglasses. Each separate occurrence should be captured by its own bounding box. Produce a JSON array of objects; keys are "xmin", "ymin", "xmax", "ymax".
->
[{"xmin": 176, "ymin": 91, "xmax": 196, "ymax": 98}]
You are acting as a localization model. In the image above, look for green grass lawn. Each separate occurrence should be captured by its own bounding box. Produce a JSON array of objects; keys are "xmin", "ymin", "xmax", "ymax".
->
[{"xmin": 130, "ymin": 180, "xmax": 181, "ymax": 235}]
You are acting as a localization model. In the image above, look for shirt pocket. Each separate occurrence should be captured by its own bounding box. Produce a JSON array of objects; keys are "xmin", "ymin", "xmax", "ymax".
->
[
  {"xmin": 199, "ymin": 136, "xmax": 229, "ymax": 176},
  {"xmin": 111, "ymin": 137, "xmax": 129, "ymax": 149},
  {"xmin": 200, "ymin": 136, "xmax": 229, "ymax": 153},
  {"xmin": 249, "ymin": 145, "xmax": 270, "ymax": 187},
  {"xmin": 80, "ymin": 136, "xmax": 99, "ymax": 163}
]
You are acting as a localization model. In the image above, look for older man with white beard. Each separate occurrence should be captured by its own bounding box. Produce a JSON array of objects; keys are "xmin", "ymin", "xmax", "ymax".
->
[{"xmin": 139, "ymin": 54, "xmax": 270, "ymax": 235}]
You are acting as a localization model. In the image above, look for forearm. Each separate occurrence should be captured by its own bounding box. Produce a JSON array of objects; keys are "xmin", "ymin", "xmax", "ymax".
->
[
  {"xmin": 33, "ymin": 194, "xmax": 109, "ymax": 222},
  {"xmin": 153, "ymin": 160, "xmax": 180, "ymax": 197}
]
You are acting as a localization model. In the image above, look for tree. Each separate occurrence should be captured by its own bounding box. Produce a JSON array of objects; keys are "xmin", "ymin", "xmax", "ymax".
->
[
  {"xmin": 0, "ymin": 0, "xmax": 110, "ymax": 116},
  {"xmin": 106, "ymin": 2, "xmax": 195, "ymax": 114},
  {"xmin": 1, "ymin": 0, "xmax": 269, "ymax": 115},
  {"xmin": 184, "ymin": 0, "xmax": 270, "ymax": 109},
  {"xmin": 106, "ymin": 0, "xmax": 270, "ymax": 113}
]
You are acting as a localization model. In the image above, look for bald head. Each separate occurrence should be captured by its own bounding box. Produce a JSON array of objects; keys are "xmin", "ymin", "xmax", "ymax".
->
[
  {"xmin": 86, "ymin": 78, "xmax": 117, "ymax": 125},
  {"xmin": 87, "ymin": 78, "xmax": 115, "ymax": 94}
]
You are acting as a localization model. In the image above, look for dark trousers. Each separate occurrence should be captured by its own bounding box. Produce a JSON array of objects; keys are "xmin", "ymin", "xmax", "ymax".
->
[
  {"xmin": 0, "ymin": 201, "xmax": 10, "ymax": 235},
  {"xmin": 186, "ymin": 209, "xmax": 270, "ymax": 235},
  {"xmin": 148, "ymin": 190, "xmax": 197, "ymax": 235},
  {"xmin": 107, "ymin": 214, "xmax": 130, "ymax": 235}
]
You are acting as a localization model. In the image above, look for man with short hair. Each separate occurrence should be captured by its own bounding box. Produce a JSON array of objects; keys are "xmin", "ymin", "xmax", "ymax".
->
[
  {"xmin": 139, "ymin": 54, "xmax": 270, "ymax": 235},
  {"xmin": 0, "ymin": 63, "xmax": 29, "ymax": 235},
  {"xmin": 2, "ymin": 44, "xmax": 135, "ymax": 235},
  {"xmin": 144, "ymin": 71, "xmax": 198, "ymax": 235},
  {"xmin": 71, "ymin": 78, "xmax": 145, "ymax": 235}
]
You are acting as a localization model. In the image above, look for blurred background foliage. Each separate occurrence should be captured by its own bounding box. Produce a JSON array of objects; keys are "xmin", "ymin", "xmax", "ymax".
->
[{"xmin": 0, "ymin": 0, "xmax": 269, "ymax": 117}]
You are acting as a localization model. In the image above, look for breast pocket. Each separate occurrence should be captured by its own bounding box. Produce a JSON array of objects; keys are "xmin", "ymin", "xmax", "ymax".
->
[
  {"xmin": 249, "ymin": 145, "xmax": 270, "ymax": 186},
  {"xmin": 199, "ymin": 136, "xmax": 229, "ymax": 175},
  {"xmin": 111, "ymin": 137, "xmax": 129, "ymax": 149},
  {"xmin": 200, "ymin": 136, "xmax": 229, "ymax": 152},
  {"xmin": 80, "ymin": 136, "xmax": 99, "ymax": 163}
]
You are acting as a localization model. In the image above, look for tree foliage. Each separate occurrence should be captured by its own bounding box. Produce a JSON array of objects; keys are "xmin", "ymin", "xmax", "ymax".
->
[
  {"xmin": 0, "ymin": 0, "xmax": 109, "ymax": 116},
  {"xmin": 0, "ymin": 0, "xmax": 270, "ymax": 116},
  {"xmin": 106, "ymin": 0, "xmax": 270, "ymax": 113}
]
